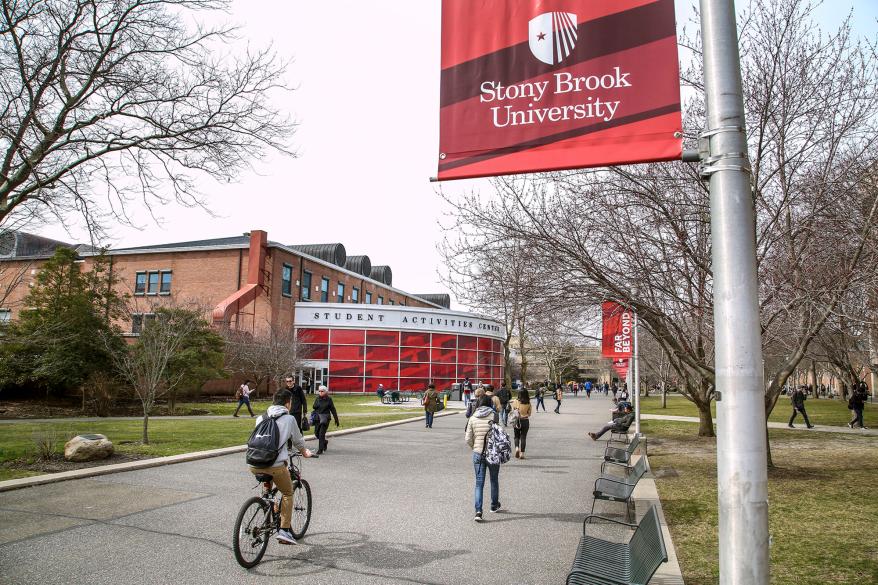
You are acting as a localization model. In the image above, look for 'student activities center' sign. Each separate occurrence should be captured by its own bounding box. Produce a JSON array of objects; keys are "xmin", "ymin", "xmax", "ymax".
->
[{"xmin": 438, "ymin": 0, "xmax": 682, "ymax": 180}]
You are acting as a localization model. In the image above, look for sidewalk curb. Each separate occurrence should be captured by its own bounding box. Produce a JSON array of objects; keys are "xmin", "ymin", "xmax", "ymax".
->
[
  {"xmin": 0, "ymin": 411, "xmax": 457, "ymax": 493},
  {"xmin": 642, "ymin": 413, "xmax": 877, "ymax": 436}
]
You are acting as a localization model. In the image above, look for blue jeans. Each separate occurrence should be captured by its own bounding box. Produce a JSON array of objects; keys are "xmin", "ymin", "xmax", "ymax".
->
[
  {"xmin": 425, "ymin": 411, "xmax": 434, "ymax": 427},
  {"xmin": 500, "ymin": 405, "xmax": 509, "ymax": 425},
  {"xmin": 472, "ymin": 452, "xmax": 499, "ymax": 513}
]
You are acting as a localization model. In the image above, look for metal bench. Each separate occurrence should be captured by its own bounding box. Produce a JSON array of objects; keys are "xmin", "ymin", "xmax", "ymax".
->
[
  {"xmin": 592, "ymin": 455, "xmax": 649, "ymax": 514},
  {"xmin": 566, "ymin": 505, "xmax": 668, "ymax": 585},
  {"xmin": 609, "ymin": 428, "xmax": 631, "ymax": 444},
  {"xmin": 605, "ymin": 434, "xmax": 643, "ymax": 464}
]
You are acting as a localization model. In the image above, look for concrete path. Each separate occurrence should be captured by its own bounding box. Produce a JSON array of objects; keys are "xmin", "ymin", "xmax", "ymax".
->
[
  {"xmin": 642, "ymin": 413, "xmax": 878, "ymax": 436},
  {"xmin": 0, "ymin": 395, "xmax": 645, "ymax": 584}
]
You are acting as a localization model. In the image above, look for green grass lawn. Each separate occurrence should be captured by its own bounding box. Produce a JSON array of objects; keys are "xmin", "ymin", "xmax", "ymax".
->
[
  {"xmin": 175, "ymin": 393, "xmax": 415, "ymax": 416},
  {"xmin": 645, "ymin": 420, "xmax": 878, "ymax": 584},
  {"xmin": 0, "ymin": 410, "xmax": 424, "ymax": 481},
  {"xmin": 639, "ymin": 394, "xmax": 875, "ymax": 427}
]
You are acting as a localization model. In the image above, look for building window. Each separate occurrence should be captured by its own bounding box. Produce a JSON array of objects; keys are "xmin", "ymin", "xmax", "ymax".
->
[
  {"xmin": 160, "ymin": 271, "xmax": 172, "ymax": 294},
  {"xmin": 337, "ymin": 282, "xmax": 345, "ymax": 303},
  {"xmin": 147, "ymin": 271, "xmax": 160, "ymax": 294},
  {"xmin": 281, "ymin": 264, "xmax": 293, "ymax": 297},
  {"xmin": 134, "ymin": 272, "xmax": 147, "ymax": 295},
  {"xmin": 352, "ymin": 287, "xmax": 359, "ymax": 303},
  {"xmin": 389, "ymin": 300, "xmax": 395, "ymax": 305},
  {"xmin": 377, "ymin": 295, "xmax": 384, "ymax": 305},
  {"xmin": 365, "ymin": 291, "xmax": 373, "ymax": 304},
  {"xmin": 131, "ymin": 313, "xmax": 156, "ymax": 335},
  {"xmin": 320, "ymin": 277, "xmax": 330, "ymax": 302},
  {"xmin": 0, "ymin": 309, "xmax": 10, "ymax": 323},
  {"xmin": 302, "ymin": 271, "xmax": 312, "ymax": 300}
]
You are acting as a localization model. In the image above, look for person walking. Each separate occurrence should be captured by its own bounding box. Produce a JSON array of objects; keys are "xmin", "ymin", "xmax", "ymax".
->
[
  {"xmin": 233, "ymin": 380, "xmax": 255, "ymax": 417},
  {"xmin": 585, "ymin": 380, "xmax": 592, "ymax": 399},
  {"xmin": 283, "ymin": 376, "xmax": 308, "ymax": 430},
  {"xmin": 553, "ymin": 385, "xmax": 563, "ymax": 414},
  {"xmin": 465, "ymin": 396, "xmax": 501, "ymax": 522},
  {"xmin": 497, "ymin": 383, "xmax": 512, "ymax": 426},
  {"xmin": 462, "ymin": 377, "xmax": 473, "ymax": 408},
  {"xmin": 485, "ymin": 386, "xmax": 501, "ymax": 423},
  {"xmin": 848, "ymin": 382, "xmax": 869, "ymax": 429},
  {"xmin": 423, "ymin": 383, "xmax": 439, "ymax": 428},
  {"xmin": 311, "ymin": 385, "xmax": 340, "ymax": 454},
  {"xmin": 510, "ymin": 388, "xmax": 532, "ymax": 459},
  {"xmin": 535, "ymin": 386, "xmax": 546, "ymax": 412},
  {"xmin": 788, "ymin": 385, "xmax": 814, "ymax": 429},
  {"xmin": 247, "ymin": 389, "xmax": 313, "ymax": 544}
]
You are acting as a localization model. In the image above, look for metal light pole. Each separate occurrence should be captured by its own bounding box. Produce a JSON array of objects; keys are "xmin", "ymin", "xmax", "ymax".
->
[
  {"xmin": 633, "ymin": 311, "xmax": 641, "ymax": 436},
  {"xmin": 700, "ymin": 1, "xmax": 769, "ymax": 584}
]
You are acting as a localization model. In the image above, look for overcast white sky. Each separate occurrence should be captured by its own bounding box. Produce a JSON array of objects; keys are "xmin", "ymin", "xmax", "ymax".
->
[{"xmin": 33, "ymin": 0, "xmax": 878, "ymax": 308}]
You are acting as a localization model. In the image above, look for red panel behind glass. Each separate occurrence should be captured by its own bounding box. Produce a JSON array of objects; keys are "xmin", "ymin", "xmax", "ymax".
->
[
  {"xmin": 399, "ymin": 362, "xmax": 430, "ymax": 378},
  {"xmin": 431, "ymin": 363, "xmax": 456, "ymax": 378},
  {"xmin": 398, "ymin": 378, "xmax": 429, "ymax": 390},
  {"xmin": 365, "ymin": 362, "xmax": 399, "ymax": 377},
  {"xmin": 478, "ymin": 351, "xmax": 492, "ymax": 366},
  {"xmin": 433, "ymin": 378, "xmax": 456, "ymax": 391},
  {"xmin": 365, "ymin": 377, "xmax": 398, "ymax": 391},
  {"xmin": 365, "ymin": 346, "xmax": 398, "ymax": 361},
  {"xmin": 478, "ymin": 365, "xmax": 492, "ymax": 379},
  {"xmin": 298, "ymin": 328, "xmax": 329, "ymax": 343},
  {"xmin": 329, "ymin": 360, "xmax": 365, "ymax": 377},
  {"xmin": 493, "ymin": 339, "xmax": 502, "ymax": 353},
  {"xmin": 400, "ymin": 346, "xmax": 430, "ymax": 362},
  {"xmin": 331, "ymin": 329, "xmax": 366, "ymax": 345},
  {"xmin": 302, "ymin": 344, "xmax": 328, "ymax": 360},
  {"xmin": 458, "ymin": 335, "xmax": 477, "ymax": 350},
  {"xmin": 431, "ymin": 347, "xmax": 456, "ymax": 363},
  {"xmin": 431, "ymin": 333, "xmax": 457, "ymax": 349},
  {"xmin": 478, "ymin": 337, "xmax": 493, "ymax": 351},
  {"xmin": 366, "ymin": 330, "xmax": 400, "ymax": 346},
  {"xmin": 458, "ymin": 364, "xmax": 477, "ymax": 378},
  {"xmin": 329, "ymin": 377, "xmax": 364, "ymax": 392},
  {"xmin": 458, "ymin": 349, "xmax": 477, "ymax": 364},
  {"xmin": 401, "ymin": 332, "xmax": 430, "ymax": 347},
  {"xmin": 330, "ymin": 345, "xmax": 365, "ymax": 360}
]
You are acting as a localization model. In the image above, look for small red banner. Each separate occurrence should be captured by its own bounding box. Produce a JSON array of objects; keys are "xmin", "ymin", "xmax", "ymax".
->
[
  {"xmin": 602, "ymin": 301, "xmax": 634, "ymax": 359},
  {"xmin": 612, "ymin": 358, "xmax": 630, "ymax": 379},
  {"xmin": 438, "ymin": 0, "xmax": 682, "ymax": 180}
]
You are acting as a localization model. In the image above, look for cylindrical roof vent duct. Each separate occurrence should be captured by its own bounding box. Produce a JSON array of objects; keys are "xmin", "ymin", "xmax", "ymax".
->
[
  {"xmin": 370, "ymin": 265, "xmax": 393, "ymax": 286},
  {"xmin": 344, "ymin": 255, "xmax": 372, "ymax": 277},
  {"xmin": 290, "ymin": 243, "xmax": 347, "ymax": 267}
]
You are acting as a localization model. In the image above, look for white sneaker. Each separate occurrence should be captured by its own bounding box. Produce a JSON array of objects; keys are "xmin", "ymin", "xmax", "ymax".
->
[{"xmin": 276, "ymin": 529, "xmax": 297, "ymax": 545}]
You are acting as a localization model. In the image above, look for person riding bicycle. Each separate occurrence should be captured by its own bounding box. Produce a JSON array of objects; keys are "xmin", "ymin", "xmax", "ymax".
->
[{"xmin": 248, "ymin": 389, "xmax": 313, "ymax": 545}]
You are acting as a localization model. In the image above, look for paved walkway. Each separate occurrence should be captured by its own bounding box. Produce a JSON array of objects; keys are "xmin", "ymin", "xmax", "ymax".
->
[
  {"xmin": 0, "ymin": 395, "xmax": 637, "ymax": 584},
  {"xmin": 642, "ymin": 413, "xmax": 878, "ymax": 436},
  {"xmin": 0, "ymin": 411, "xmax": 420, "ymax": 424}
]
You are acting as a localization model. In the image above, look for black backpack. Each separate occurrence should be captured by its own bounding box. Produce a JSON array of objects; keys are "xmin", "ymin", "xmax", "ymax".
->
[{"xmin": 245, "ymin": 413, "xmax": 284, "ymax": 467}]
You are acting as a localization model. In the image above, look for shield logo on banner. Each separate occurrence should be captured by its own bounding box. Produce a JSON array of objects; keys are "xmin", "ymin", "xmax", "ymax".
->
[{"xmin": 528, "ymin": 11, "xmax": 578, "ymax": 65}]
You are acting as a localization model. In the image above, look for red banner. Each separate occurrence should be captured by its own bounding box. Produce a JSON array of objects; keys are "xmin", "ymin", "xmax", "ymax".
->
[
  {"xmin": 602, "ymin": 301, "xmax": 634, "ymax": 358},
  {"xmin": 612, "ymin": 358, "xmax": 630, "ymax": 379},
  {"xmin": 438, "ymin": 0, "xmax": 682, "ymax": 180}
]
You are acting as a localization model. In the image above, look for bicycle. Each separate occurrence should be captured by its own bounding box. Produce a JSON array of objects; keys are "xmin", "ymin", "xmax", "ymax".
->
[{"xmin": 232, "ymin": 452, "xmax": 313, "ymax": 568}]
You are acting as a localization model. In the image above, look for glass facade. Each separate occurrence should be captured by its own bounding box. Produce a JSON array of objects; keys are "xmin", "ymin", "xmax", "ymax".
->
[{"xmin": 298, "ymin": 327, "xmax": 505, "ymax": 393}]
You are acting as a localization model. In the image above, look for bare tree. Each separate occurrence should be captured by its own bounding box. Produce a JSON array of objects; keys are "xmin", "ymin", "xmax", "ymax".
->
[
  {"xmin": 0, "ymin": 0, "xmax": 295, "ymax": 233},
  {"xmin": 223, "ymin": 322, "xmax": 310, "ymax": 397},
  {"xmin": 111, "ymin": 300, "xmax": 221, "ymax": 443}
]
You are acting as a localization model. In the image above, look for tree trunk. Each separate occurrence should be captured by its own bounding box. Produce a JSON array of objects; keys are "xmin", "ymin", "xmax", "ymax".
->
[
  {"xmin": 696, "ymin": 400, "xmax": 715, "ymax": 437},
  {"xmin": 142, "ymin": 413, "xmax": 150, "ymax": 445},
  {"xmin": 765, "ymin": 425, "xmax": 774, "ymax": 469},
  {"xmin": 504, "ymin": 332, "xmax": 513, "ymax": 387},
  {"xmin": 661, "ymin": 381, "xmax": 667, "ymax": 409},
  {"xmin": 518, "ymin": 317, "xmax": 528, "ymax": 385},
  {"xmin": 810, "ymin": 359, "xmax": 818, "ymax": 396}
]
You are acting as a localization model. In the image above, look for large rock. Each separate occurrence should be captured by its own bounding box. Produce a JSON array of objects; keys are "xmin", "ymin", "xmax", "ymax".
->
[{"xmin": 64, "ymin": 434, "xmax": 114, "ymax": 462}]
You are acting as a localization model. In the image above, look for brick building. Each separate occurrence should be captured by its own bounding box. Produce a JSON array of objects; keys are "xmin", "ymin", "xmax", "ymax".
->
[{"xmin": 0, "ymin": 230, "xmax": 505, "ymax": 392}]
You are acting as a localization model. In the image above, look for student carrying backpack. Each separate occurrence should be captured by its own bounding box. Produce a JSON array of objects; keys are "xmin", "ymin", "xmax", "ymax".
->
[
  {"xmin": 245, "ymin": 389, "xmax": 313, "ymax": 545},
  {"xmin": 465, "ymin": 396, "xmax": 510, "ymax": 522}
]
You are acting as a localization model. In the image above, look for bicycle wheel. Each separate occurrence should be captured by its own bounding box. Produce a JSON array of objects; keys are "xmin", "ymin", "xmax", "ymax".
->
[
  {"xmin": 289, "ymin": 479, "xmax": 312, "ymax": 539},
  {"xmin": 233, "ymin": 496, "xmax": 272, "ymax": 568}
]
